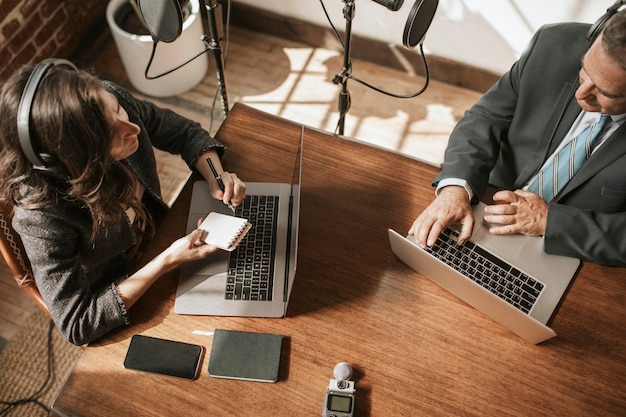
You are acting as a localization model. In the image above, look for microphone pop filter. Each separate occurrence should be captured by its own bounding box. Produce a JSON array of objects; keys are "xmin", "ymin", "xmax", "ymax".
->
[
  {"xmin": 137, "ymin": 0, "xmax": 188, "ymax": 43},
  {"xmin": 402, "ymin": 0, "xmax": 439, "ymax": 49}
]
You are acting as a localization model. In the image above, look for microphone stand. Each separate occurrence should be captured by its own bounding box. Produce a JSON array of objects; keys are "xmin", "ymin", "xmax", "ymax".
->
[
  {"xmin": 332, "ymin": 0, "xmax": 354, "ymax": 136},
  {"xmin": 202, "ymin": 0, "xmax": 229, "ymax": 117}
]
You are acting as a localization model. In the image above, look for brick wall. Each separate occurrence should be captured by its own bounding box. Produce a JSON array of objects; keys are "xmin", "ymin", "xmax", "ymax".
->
[{"xmin": 0, "ymin": 0, "xmax": 108, "ymax": 81}]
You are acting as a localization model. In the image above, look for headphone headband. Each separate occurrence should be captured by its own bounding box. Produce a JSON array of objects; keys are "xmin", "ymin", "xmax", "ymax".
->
[
  {"xmin": 16, "ymin": 58, "xmax": 78, "ymax": 179},
  {"xmin": 587, "ymin": 0, "xmax": 626, "ymax": 43}
]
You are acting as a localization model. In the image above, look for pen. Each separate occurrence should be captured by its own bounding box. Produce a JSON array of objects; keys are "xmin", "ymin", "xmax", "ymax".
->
[
  {"xmin": 192, "ymin": 330, "xmax": 214, "ymax": 337},
  {"xmin": 206, "ymin": 157, "xmax": 235, "ymax": 212}
]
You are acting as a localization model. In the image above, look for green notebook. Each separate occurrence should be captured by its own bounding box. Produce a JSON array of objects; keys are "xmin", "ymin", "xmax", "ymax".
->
[{"xmin": 208, "ymin": 329, "xmax": 283, "ymax": 383}]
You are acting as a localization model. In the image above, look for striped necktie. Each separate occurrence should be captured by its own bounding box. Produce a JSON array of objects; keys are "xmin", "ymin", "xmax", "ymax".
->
[{"xmin": 527, "ymin": 114, "xmax": 610, "ymax": 202}]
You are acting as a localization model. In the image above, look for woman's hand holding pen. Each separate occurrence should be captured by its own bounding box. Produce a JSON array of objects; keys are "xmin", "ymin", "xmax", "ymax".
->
[
  {"xmin": 211, "ymin": 170, "xmax": 246, "ymax": 209},
  {"xmin": 198, "ymin": 151, "xmax": 247, "ymax": 211}
]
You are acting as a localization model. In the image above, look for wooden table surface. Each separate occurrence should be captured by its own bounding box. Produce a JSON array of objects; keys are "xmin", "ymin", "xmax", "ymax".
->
[{"xmin": 51, "ymin": 103, "xmax": 626, "ymax": 417}]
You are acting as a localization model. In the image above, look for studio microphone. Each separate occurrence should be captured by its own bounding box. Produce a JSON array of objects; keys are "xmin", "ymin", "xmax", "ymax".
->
[{"xmin": 371, "ymin": 0, "xmax": 404, "ymax": 12}]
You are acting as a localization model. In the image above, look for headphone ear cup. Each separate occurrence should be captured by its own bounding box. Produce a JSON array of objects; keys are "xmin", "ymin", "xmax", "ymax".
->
[
  {"xmin": 33, "ymin": 154, "xmax": 71, "ymax": 180},
  {"xmin": 17, "ymin": 58, "xmax": 77, "ymax": 180},
  {"xmin": 587, "ymin": 0, "xmax": 626, "ymax": 44},
  {"xmin": 587, "ymin": 14, "xmax": 611, "ymax": 43}
]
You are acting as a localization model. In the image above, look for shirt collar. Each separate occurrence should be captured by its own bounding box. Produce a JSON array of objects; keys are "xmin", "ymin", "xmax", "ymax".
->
[{"xmin": 608, "ymin": 113, "xmax": 626, "ymax": 124}]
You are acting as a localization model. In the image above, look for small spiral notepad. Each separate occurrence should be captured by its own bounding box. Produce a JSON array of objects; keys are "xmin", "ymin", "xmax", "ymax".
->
[{"xmin": 198, "ymin": 212, "xmax": 251, "ymax": 251}]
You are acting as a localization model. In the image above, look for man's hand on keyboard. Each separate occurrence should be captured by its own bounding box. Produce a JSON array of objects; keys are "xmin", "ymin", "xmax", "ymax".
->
[
  {"xmin": 409, "ymin": 186, "xmax": 474, "ymax": 248},
  {"xmin": 483, "ymin": 190, "xmax": 548, "ymax": 237}
]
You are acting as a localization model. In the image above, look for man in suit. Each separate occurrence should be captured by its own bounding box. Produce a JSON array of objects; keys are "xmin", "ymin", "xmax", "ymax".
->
[{"xmin": 410, "ymin": 4, "xmax": 626, "ymax": 266}]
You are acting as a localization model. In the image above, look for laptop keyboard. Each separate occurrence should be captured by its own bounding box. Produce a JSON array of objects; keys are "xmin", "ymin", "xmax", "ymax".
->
[
  {"xmin": 225, "ymin": 194, "xmax": 279, "ymax": 301},
  {"xmin": 424, "ymin": 228, "xmax": 545, "ymax": 314}
]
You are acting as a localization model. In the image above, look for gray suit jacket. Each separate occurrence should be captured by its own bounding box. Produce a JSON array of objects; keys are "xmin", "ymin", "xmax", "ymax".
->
[
  {"xmin": 435, "ymin": 23, "xmax": 626, "ymax": 266},
  {"xmin": 13, "ymin": 82, "xmax": 225, "ymax": 345}
]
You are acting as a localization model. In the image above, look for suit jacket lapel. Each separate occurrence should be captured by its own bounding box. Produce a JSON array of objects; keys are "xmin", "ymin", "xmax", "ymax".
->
[
  {"xmin": 556, "ymin": 120, "xmax": 626, "ymax": 199},
  {"xmin": 546, "ymin": 87, "xmax": 582, "ymax": 155},
  {"xmin": 515, "ymin": 81, "xmax": 581, "ymax": 188}
]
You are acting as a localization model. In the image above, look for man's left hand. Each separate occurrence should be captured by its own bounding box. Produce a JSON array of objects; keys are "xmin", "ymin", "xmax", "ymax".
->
[{"xmin": 483, "ymin": 189, "xmax": 548, "ymax": 236}]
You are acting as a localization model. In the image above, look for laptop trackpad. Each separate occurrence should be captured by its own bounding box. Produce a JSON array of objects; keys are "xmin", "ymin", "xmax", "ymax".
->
[
  {"xmin": 472, "ymin": 220, "xmax": 533, "ymax": 260},
  {"xmin": 177, "ymin": 252, "xmax": 229, "ymax": 293}
]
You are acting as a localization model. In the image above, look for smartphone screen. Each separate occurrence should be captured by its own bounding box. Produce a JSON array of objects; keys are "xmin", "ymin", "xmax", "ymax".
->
[{"xmin": 124, "ymin": 335, "xmax": 203, "ymax": 380}]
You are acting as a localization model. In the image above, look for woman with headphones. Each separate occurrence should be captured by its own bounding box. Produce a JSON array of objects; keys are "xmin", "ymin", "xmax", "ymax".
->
[{"xmin": 0, "ymin": 60, "xmax": 246, "ymax": 345}]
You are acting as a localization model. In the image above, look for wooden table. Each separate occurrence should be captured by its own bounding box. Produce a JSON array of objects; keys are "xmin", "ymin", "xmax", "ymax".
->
[{"xmin": 51, "ymin": 103, "xmax": 626, "ymax": 417}]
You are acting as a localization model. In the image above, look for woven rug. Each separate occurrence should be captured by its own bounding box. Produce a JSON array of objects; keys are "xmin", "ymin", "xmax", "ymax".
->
[{"xmin": 0, "ymin": 309, "xmax": 82, "ymax": 417}]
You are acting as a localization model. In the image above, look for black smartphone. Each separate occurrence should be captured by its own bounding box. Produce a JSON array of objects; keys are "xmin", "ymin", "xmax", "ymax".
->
[{"xmin": 123, "ymin": 334, "xmax": 204, "ymax": 380}]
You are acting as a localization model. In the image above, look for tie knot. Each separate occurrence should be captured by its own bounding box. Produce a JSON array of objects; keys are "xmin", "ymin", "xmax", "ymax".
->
[
  {"xmin": 589, "ymin": 114, "xmax": 611, "ymax": 149},
  {"xmin": 597, "ymin": 114, "xmax": 611, "ymax": 130}
]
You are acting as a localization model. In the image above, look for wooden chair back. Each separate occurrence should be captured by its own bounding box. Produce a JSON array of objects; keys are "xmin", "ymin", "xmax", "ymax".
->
[{"xmin": 0, "ymin": 201, "xmax": 50, "ymax": 316}]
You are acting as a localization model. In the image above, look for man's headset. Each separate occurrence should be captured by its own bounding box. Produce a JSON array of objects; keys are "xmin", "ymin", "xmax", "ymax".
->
[
  {"xmin": 17, "ymin": 58, "xmax": 78, "ymax": 180},
  {"xmin": 587, "ymin": 0, "xmax": 626, "ymax": 43}
]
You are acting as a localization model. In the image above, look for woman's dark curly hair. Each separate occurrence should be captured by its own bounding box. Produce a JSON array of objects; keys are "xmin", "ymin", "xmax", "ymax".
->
[{"xmin": 0, "ymin": 64, "xmax": 147, "ymax": 240}]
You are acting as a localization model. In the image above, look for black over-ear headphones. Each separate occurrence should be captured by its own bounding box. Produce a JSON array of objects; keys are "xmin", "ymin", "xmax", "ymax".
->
[
  {"xmin": 587, "ymin": 0, "xmax": 626, "ymax": 43},
  {"xmin": 17, "ymin": 58, "xmax": 78, "ymax": 180}
]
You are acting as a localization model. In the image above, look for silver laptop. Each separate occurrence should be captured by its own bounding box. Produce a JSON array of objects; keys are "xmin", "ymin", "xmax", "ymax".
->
[
  {"xmin": 174, "ymin": 128, "xmax": 303, "ymax": 317},
  {"xmin": 388, "ymin": 202, "xmax": 581, "ymax": 344}
]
